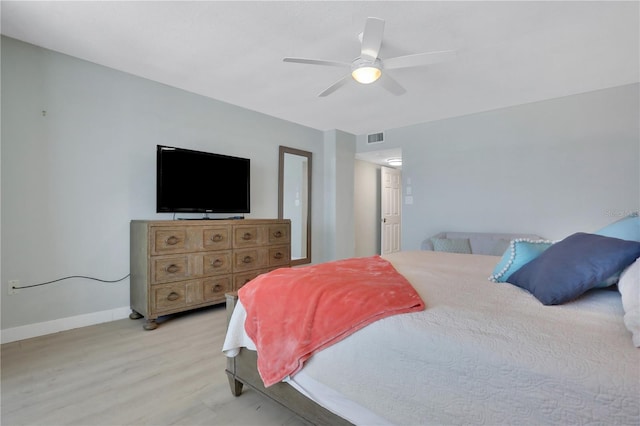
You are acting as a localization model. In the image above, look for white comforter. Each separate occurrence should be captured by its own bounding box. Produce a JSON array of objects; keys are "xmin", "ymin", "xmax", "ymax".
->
[{"xmin": 224, "ymin": 251, "xmax": 640, "ymax": 425}]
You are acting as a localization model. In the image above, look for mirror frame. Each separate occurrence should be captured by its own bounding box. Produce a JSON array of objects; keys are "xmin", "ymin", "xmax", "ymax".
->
[{"xmin": 278, "ymin": 146, "xmax": 312, "ymax": 266}]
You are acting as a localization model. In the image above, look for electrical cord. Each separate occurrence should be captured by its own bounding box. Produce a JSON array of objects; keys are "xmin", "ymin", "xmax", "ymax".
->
[{"xmin": 12, "ymin": 274, "xmax": 130, "ymax": 290}]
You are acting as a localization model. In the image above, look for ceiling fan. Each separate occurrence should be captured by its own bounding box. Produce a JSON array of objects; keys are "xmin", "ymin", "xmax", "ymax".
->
[{"xmin": 283, "ymin": 17, "xmax": 456, "ymax": 97}]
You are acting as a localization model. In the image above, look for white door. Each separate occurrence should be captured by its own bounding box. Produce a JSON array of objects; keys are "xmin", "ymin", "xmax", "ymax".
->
[{"xmin": 381, "ymin": 166, "xmax": 402, "ymax": 254}]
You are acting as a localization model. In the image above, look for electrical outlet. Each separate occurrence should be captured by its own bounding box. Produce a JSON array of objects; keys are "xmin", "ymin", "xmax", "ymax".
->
[{"xmin": 8, "ymin": 280, "xmax": 20, "ymax": 295}]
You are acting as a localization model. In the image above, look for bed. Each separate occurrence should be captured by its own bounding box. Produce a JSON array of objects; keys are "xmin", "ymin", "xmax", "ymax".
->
[{"xmin": 223, "ymin": 249, "xmax": 640, "ymax": 425}]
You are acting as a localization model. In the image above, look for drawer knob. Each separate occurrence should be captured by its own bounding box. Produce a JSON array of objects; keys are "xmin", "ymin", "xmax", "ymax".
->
[
  {"xmin": 165, "ymin": 236, "xmax": 180, "ymax": 246},
  {"xmin": 211, "ymin": 234, "xmax": 223, "ymax": 242},
  {"xmin": 166, "ymin": 264, "xmax": 180, "ymax": 274},
  {"xmin": 213, "ymin": 284, "xmax": 222, "ymax": 292},
  {"xmin": 167, "ymin": 292, "xmax": 180, "ymax": 301},
  {"xmin": 242, "ymin": 232, "xmax": 252, "ymax": 241},
  {"xmin": 274, "ymin": 252, "xmax": 284, "ymax": 260},
  {"xmin": 242, "ymin": 255, "xmax": 253, "ymax": 264},
  {"xmin": 211, "ymin": 259, "xmax": 223, "ymax": 268},
  {"xmin": 273, "ymin": 231, "xmax": 283, "ymax": 238}
]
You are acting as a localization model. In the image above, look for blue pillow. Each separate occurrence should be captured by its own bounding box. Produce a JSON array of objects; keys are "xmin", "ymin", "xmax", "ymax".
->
[
  {"xmin": 596, "ymin": 214, "xmax": 639, "ymax": 242},
  {"xmin": 489, "ymin": 239, "xmax": 553, "ymax": 283},
  {"xmin": 507, "ymin": 232, "xmax": 640, "ymax": 305}
]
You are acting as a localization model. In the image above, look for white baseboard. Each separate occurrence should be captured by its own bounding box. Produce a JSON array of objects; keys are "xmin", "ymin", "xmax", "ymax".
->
[{"xmin": 1, "ymin": 306, "xmax": 131, "ymax": 344}]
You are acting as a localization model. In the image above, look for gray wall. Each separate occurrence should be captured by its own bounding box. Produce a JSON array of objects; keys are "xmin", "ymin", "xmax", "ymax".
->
[
  {"xmin": 1, "ymin": 37, "xmax": 330, "ymax": 330},
  {"xmin": 323, "ymin": 129, "xmax": 357, "ymax": 261},
  {"xmin": 354, "ymin": 160, "xmax": 381, "ymax": 257},
  {"xmin": 356, "ymin": 83, "xmax": 640, "ymax": 250}
]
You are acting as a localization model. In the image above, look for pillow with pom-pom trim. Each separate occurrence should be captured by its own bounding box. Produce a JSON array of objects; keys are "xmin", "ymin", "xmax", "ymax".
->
[{"xmin": 489, "ymin": 239, "xmax": 553, "ymax": 283}]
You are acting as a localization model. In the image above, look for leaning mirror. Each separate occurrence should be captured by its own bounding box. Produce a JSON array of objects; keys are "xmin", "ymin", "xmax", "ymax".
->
[{"xmin": 278, "ymin": 146, "xmax": 312, "ymax": 265}]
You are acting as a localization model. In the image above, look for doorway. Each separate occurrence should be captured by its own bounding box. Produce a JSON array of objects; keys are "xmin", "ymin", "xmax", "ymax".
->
[
  {"xmin": 380, "ymin": 166, "xmax": 402, "ymax": 254},
  {"xmin": 354, "ymin": 149, "xmax": 402, "ymax": 256}
]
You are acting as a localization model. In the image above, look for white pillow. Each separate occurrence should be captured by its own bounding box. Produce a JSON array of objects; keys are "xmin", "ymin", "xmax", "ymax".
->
[{"xmin": 618, "ymin": 257, "xmax": 640, "ymax": 347}]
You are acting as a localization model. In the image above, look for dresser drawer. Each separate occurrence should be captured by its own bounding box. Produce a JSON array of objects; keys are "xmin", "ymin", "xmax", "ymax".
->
[
  {"xmin": 152, "ymin": 282, "xmax": 187, "ymax": 312},
  {"xmin": 203, "ymin": 276, "xmax": 232, "ymax": 302},
  {"xmin": 233, "ymin": 248, "xmax": 268, "ymax": 272},
  {"xmin": 268, "ymin": 224, "xmax": 290, "ymax": 244},
  {"xmin": 152, "ymin": 280, "xmax": 206, "ymax": 314},
  {"xmin": 203, "ymin": 227, "xmax": 231, "ymax": 250},
  {"xmin": 203, "ymin": 251, "xmax": 232, "ymax": 275},
  {"xmin": 233, "ymin": 269, "xmax": 270, "ymax": 290},
  {"xmin": 233, "ymin": 225, "xmax": 264, "ymax": 248},
  {"xmin": 268, "ymin": 245, "xmax": 290, "ymax": 267},
  {"xmin": 151, "ymin": 255, "xmax": 189, "ymax": 284},
  {"xmin": 151, "ymin": 228, "xmax": 188, "ymax": 255},
  {"xmin": 233, "ymin": 267, "xmax": 288, "ymax": 291}
]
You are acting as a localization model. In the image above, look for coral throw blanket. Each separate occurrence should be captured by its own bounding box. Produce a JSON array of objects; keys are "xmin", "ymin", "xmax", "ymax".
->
[{"xmin": 238, "ymin": 255, "xmax": 425, "ymax": 387}]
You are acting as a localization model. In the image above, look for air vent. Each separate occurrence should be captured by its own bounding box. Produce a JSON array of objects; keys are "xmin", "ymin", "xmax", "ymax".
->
[{"xmin": 367, "ymin": 132, "xmax": 384, "ymax": 144}]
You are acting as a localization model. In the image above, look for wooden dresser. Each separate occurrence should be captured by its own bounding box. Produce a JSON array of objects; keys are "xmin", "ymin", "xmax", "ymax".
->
[{"xmin": 130, "ymin": 219, "xmax": 291, "ymax": 330}]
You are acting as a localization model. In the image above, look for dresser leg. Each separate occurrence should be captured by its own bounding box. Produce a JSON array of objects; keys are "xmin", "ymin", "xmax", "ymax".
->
[
  {"xmin": 143, "ymin": 319, "xmax": 158, "ymax": 330},
  {"xmin": 129, "ymin": 310, "xmax": 143, "ymax": 320}
]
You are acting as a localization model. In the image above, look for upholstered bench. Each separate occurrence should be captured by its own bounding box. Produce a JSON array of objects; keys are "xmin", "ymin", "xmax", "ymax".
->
[{"xmin": 421, "ymin": 232, "xmax": 544, "ymax": 256}]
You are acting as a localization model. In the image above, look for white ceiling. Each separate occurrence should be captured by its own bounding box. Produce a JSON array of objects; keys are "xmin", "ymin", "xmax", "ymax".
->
[{"xmin": 1, "ymin": 1, "xmax": 638, "ymax": 136}]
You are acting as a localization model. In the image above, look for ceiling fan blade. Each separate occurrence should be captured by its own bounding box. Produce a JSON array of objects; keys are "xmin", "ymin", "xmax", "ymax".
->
[
  {"xmin": 360, "ymin": 17, "xmax": 385, "ymax": 61},
  {"xmin": 283, "ymin": 58, "xmax": 349, "ymax": 68},
  {"xmin": 318, "ymin": 75, "xmax": 351, "ymax": 97},
  {"xmin": 377, "ymin": 73, "xmax": 406, "ymax": 96},
  {"xmin": 383, "ymin": 50, "xmax": 457, "ymax": 70}
]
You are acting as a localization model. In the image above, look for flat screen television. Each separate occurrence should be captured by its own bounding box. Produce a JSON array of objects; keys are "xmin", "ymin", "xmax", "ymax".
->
[{"xmin": 156, "ymin": 145, "xmax": 250, "ymax": 214}]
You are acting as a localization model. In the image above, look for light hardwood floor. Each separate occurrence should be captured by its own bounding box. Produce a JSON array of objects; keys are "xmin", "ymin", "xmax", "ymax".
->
[{"xmin": 1, "ymin": 305, "xmax": 308, "ymax": 426}]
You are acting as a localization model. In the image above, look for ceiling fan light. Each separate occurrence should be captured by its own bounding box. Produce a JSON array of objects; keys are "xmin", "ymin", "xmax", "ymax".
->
[
  {"xmin": 352, "ymin": 66, "xmax": 381, "ymax": 84},
  {"xmin": 387, "ymin": 157, "xmax": 402, "ymax": 166}
]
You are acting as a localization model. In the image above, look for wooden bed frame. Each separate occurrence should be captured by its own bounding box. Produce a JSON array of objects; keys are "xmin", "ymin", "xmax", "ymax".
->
[{"xmin": 224, "ymin": 293, "xmax": 353, "ymax": 426}]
